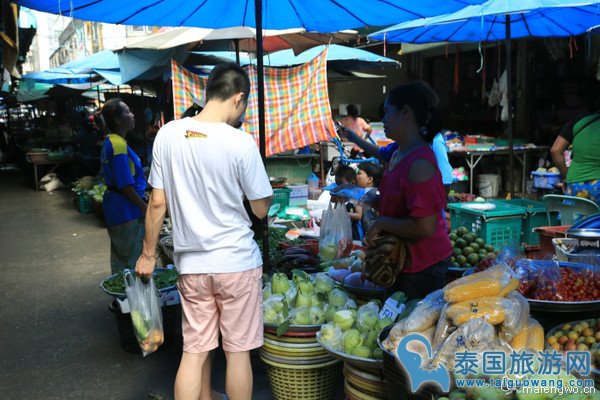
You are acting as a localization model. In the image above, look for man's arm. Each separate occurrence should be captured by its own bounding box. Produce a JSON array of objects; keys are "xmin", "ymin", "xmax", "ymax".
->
[
  {"xmin": 120, "ymin": 185, "xmax": 147, "ymax": 216},
  {"xmin": 550, "ymin": 136, "xmax": 570, "ymax": 178},
  {"xmin": 339, "ymin": 127, "xmax": 381, "ymax": 160},
  {"xmin": 135, "ymin": 188, "xmax": 167, "ymax": 277},
  {"xmin": 249, "ymin": 196, "xmax": 272, "ymax": 219}
]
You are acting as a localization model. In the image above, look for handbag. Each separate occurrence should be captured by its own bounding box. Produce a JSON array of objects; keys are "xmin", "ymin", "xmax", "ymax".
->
[{"xmin": 363, "ymin": 234, "xmax": 410, "ymax": 288}]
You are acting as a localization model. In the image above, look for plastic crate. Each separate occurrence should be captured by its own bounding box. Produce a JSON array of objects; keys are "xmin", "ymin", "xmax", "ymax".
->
[
  {"xmin": 491, "ymin": 199, "xmax": 560, "ymax": 245},
  {"xmin": 273, "ymin": 188, "xmax": 292, "ymax": 210},
  {"xmin": 77, "ymin": 192, "xmax": 94, "ymax": 214},
  {"xmin": 448, "ymin": 202, "xmax": 526, "ymax": 249}
]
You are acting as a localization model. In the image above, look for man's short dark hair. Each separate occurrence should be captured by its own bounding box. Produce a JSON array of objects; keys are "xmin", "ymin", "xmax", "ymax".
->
[{"xmin": 206, "ymin": 63, "xmax": 251, "ymax": 103}]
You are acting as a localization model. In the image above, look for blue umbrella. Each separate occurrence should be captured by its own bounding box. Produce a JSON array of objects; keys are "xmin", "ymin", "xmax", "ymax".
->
[
  {"xmin": 22, "ymin": 50, "xmax": 122, "ymax": 85},
  {"xmin": 191, "ymin": 44, "xmax": 400, "ymax": 69},
  {"xmin": 369, "ymin": 0, "xmax": 600, "ymax": 43},
  {"xmin": 368, "ymin": 0, "xmax": 600, "ymax": 195},
  {"xmin": 17, "ymin": 0, "xmax": 486, "ymax": 32}
]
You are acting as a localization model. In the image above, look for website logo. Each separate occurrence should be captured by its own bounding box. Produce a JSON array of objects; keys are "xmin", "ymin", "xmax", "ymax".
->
[{"xmin": 396, "ymin": 334, "xmax": 451, "ymax": 393}]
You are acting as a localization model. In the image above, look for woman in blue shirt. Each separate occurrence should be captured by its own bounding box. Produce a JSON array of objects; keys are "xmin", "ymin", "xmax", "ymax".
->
[{"xmin": 99, "ymin": 98, "xmax": 147, "ymax": 273}]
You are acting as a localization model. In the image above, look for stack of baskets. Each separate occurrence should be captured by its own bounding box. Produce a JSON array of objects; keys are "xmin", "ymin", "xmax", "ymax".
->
[
  {"xmin": 343, "ymin": 363, "xmax": 388, "ymax": 400},
  {"xmin": 261, "ymin": 326, "xmax": 342, "ymax": 400}
]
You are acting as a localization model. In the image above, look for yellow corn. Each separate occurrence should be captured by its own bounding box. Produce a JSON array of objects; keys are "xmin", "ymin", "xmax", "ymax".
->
[
  {"xmin": 499, "ymin": 278, "xmax": 519, "ymax": 297},
  {"xmin": 510, "ymin": 323, "xmax": 529, "ymax": 351},
  {"xmin": 447, "ymin": 298, "xmax": 506, "ymax": 325},
  {"xmin": 444, "ymin": 278, "xmax": 503, "ymax": 303},
  {"xmin": 526, "ymin": 318, "xmax": 545, "ymax": 352}
]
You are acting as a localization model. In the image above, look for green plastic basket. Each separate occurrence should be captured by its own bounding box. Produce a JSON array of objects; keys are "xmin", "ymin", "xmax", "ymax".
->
[
  {"xmin": 273, "ymin": 188, "xmax": 292, "ymax": 210},
  {"xmin": 490, "ymin": 199, "xmax": 560, "ymax": 245},
  {"xmin": 448, "ymin": 202, "xmax": 526, "ymax": 249}
]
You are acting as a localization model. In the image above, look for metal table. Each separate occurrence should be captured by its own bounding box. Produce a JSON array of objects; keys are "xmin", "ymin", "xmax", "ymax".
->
[{"xmin": 448, "ymin": 146, "xmax": 549, "ymax": 194}]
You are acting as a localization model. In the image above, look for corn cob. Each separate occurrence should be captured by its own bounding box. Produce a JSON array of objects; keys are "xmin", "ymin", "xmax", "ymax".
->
[
  {"xmin": 444, "ymin": 278, "xmax": 503, "ymax": 303},
  {"xmin": 447, "ymin": 297, "xmax": 506, "ymax": 325},
  {"xmin": 510, "ymin": 323, "xmax": 529, "ymax": 351},
  {"xmin": 499, "ymin": 278, "xmax": 519, "ymax": 297},
  {"xmin": 526, "ymin": 318, "xmax": 545, "ymax": 352}
]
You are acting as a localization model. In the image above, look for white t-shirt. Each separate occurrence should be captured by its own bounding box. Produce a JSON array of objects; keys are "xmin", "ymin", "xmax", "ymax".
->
[{"xmin": 149, "ymin": 117, "xmax": 273, "ymax": 274}]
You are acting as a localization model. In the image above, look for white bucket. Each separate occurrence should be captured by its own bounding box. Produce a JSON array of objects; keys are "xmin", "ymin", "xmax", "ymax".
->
[{"xmin": 477, "ymin": 174, "xmax": 501, "ymax": 198}]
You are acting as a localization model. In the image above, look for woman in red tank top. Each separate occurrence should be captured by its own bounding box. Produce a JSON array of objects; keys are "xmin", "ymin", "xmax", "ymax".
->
[{"xmin": 366, "ymin": 82, "xmax": 452, "ymax": 299}]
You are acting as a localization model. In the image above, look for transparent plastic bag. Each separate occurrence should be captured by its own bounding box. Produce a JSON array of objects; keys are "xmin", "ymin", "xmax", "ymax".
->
[
  {"xmin": 432, "ymin": 318, "xmax": 497, "ymax": 371},
  {"xmin": 356, "ymin": 300, "xmax": 380, "ymax": 333},
  {"xmin": 444, "ymin": 263, "xmax": 515, "ymax": 303},
  {"xmin": 515, "ymin": 258, "xmax": 561, "ymax": 300},
  {"xmin": 446, "ymin": 296, "xmax": 511, "ymax": 326},
  {"xmin": 402, "ymin": 289, "xmax": 446, "ymax": 333},
  {"xmin": 319, "ymin": 202, "xmax": 353, "ymax": 261},
  {"xmin": 318, "ymin": 322, "xmax": 344, "ymax": 351},
  {"xmin": 124, "ymin": 270, "xmax": 164, "ymax": 357},
  {"xmin": 498, "ymin": 291, "xmax": 530, "ymax": 343},
  {"xmin": 432, "ymin": 305, "xmax": 456, "ymax": 348}
]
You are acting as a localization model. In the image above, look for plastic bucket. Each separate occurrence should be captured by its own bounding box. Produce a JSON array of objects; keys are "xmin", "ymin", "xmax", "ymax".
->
[{"xmin": 477, "ymin": 174, "xmax": 500, "ymax": 198}]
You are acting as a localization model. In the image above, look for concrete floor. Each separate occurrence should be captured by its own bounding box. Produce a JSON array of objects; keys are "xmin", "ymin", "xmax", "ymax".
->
[{"xmin": 0, "ymin": 168, "xmax": 272, "ymax": 400}]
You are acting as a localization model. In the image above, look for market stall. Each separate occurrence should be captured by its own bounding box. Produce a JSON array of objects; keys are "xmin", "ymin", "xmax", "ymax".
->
[{"xmin": 449, "ymin": 146, "xmax": 549, "ymax": 195}]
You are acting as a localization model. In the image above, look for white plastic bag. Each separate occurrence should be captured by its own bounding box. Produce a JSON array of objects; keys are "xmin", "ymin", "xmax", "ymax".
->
[
  {"xmin": 124, "ymin": 270, "xmax": 164, "ymax": 356},
  {"xmin": 319, "ymin": 202, "xmax": 353, "ymax": 261}
]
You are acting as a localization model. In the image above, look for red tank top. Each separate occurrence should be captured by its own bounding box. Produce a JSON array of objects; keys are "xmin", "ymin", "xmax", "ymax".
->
[{"xmin": 379, "ymin": 146, "xmax": 452, "ymax": 273}]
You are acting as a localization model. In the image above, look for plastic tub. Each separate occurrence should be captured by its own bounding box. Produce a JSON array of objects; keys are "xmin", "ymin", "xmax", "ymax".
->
[
  {"xmin": 531, "ymin": 171, "xmax": 561, "ymax": 189},
  {"xmin": 553, "ymin": 238, "xmax": 600, "ymax": 266}
]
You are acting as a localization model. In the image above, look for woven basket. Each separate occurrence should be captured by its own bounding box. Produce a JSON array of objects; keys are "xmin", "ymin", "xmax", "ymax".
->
[{"xmin": 260, "ymin": 355, "xmax": 342, "ymax": 400}]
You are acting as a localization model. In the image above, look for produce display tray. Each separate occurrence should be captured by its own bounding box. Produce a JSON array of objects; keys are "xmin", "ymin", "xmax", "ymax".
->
[
  {"xmin": 264, "ymin": 323, "xmax": 321, "ymax": 334},
  {"xmin": 316, "ymin": 332, "xmax": 383, "ymax": 369},
  {"xmin": 523, "ymin": 261, "xmax": 600, "ymax": 313},
  {"xmin": 544, "ymin": 319, "xmax": 600, "ymax": 383},
  {"xmin": 528, "ymin": 298, "xmax": 600, "ymax": 312}
]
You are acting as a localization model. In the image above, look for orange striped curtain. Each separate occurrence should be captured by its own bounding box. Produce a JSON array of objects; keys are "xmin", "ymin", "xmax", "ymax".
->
[{"xmin": 171, "ymin": 49, "xmax": 336, "ymax": 156}]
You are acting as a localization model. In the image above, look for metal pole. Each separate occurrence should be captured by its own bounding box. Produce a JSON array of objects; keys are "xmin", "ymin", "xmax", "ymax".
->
[
  {"xmin": 141, "ymin": 85, "xmax": 148, "ymax": 167},
  {"xmin": 234, "ymin": 39, "xmax": 241, "ymax": 65},
  {"xmin": 255, "ymin": 0, "xmax": 269, "ymax": 272},
  {"xmin": 505, "ymin": 15, "xmax": 514, "ymax": 197}
]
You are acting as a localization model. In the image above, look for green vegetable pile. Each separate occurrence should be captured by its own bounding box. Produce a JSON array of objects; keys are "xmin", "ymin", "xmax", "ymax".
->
[
  {"xmin": 101, "ymin": 269, "xmax": 179, "ymax": 295},
  {"xmin": 256, "ymin": 228, "xmax": 306, "ymax": 265}
]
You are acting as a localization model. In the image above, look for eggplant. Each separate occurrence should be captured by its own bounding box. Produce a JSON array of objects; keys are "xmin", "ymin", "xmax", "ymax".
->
[
  {"xmin": 292, "ymin": 256, "xmax": 320, "ymax": 267},
  {"xmin": 283, "ymin": 247, "xmax": 311, "ymax": 256}
]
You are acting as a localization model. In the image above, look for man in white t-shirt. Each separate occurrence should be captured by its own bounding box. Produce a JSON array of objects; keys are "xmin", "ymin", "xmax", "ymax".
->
[{"xmin": 136, "ymin": 63, "xmax": 273, "ymax": 400}]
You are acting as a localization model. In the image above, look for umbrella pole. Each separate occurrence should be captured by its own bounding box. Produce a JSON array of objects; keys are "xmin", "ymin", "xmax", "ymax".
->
[
  {"xmin": 141, "ymin": 85, "xmax": 148, "ymax": 167},
  {"xmin": 234, "ymin": 39, "xmax": 241, "ymax": 65},
  {"xmin": 255, "ymin": 0, "xmax": 270, "ymax": 272},
  {"xmin": 505, "ymin": 15, "xmax": 514, "ymax": 197}
]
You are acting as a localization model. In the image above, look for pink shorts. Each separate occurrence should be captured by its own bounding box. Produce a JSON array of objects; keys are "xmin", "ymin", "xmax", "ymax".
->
[{"xmin": 177, "ymin": 267, "xmax": 263, "ymax": 353}]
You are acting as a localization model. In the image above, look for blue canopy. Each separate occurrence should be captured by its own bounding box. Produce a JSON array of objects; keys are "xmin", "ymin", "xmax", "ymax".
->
[
  {"xmin": 17, "ymin": 0, "xmax": 486, "ymax": 32},
  {"xmin": 369, "ymin": 0, "xmax": 600, "ymax": 43},
  {"xmin": 22, "ymin": 50, "xmax": 123, "ymax": 85},
  {"xmin": 191, "ymin": 44, "xmax": 400, "ymax": 69}
]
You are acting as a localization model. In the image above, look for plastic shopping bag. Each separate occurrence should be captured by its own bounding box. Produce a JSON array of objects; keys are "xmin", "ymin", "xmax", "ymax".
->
[
  {"xmin": 319, "ymin": 202, "xmax": 353, "ymax": 261},
  {"xmin": 124, "ymin": 269, "xmax": 164, "ymax": 356}
]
